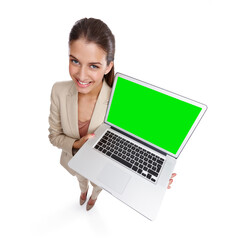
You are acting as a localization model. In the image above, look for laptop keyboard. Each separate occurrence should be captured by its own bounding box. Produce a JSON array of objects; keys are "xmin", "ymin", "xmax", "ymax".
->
[{"xmin": 94, "ymin": 131, "xmax": 165, "ymax": 183}]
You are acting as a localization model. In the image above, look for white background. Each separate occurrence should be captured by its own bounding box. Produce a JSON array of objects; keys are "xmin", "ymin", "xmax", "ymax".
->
[{"xmin": 0, "ymin": 0, "xmax": 239, "ymax": 239}]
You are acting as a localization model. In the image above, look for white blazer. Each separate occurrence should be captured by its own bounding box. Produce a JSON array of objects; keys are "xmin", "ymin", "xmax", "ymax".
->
[{"xmin": 48, "ymin": 80, "xmax": 112, "ymax": 175}]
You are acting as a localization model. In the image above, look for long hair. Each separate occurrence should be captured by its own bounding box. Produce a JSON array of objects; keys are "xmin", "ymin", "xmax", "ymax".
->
[{"xmin": 69, "ymin": 18, "xmax": 115, "ymax": 87}]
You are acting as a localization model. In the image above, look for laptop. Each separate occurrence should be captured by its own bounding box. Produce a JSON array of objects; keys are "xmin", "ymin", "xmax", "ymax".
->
[{"xmin": 68, "ymin": 72, "xmax": 207, "ymax": 220}]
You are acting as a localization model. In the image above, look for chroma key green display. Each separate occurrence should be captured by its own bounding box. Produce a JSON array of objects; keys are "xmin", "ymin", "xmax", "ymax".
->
[{"xmin": 107, "ymin": 77, "xmax": 202, "ymax": 154}]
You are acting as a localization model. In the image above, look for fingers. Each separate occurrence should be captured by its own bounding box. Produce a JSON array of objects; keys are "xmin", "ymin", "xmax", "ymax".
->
[
  {"xmin": 83, "ymin": 133, "xmax": 95, "ymax": 141},
  {"xmin": 171, "ymin": 173, "xmax": 177, "ymax": 178},
  {"xmin": 82, "ymin": 133, "xmax": 95, "ymax": 143},
  {"xmin": 77, "ymin": 133, "xmax": 95, "ymax": 149},
  {"xmin": 167, "ymin": 173, "xmax": 177, "ymax": 189},
  {"xmin": 168, "ymin": 179, "xmax": 173, "ymax": 189}
]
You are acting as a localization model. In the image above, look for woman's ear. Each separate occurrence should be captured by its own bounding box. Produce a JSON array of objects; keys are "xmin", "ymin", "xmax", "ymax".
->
[{"xmin": 105, "ymin": 61, "xmax": 114, "ymax": 75}]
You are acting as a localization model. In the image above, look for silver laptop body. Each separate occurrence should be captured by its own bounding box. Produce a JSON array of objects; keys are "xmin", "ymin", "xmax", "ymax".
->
[{"xmin": 68, "ymin": 72, "xmax": 207, "ymax": 220}]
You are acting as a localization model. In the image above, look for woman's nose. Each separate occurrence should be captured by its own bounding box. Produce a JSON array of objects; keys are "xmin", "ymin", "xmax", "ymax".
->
[{"xmin": 77, "ymin": 67, "xmax": 88, "ymax": 80}]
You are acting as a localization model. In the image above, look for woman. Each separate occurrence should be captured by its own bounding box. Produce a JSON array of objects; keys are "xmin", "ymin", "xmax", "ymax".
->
[{"xmin": 49, "ymin": 18, "xmax": 176, "ymax": 211}]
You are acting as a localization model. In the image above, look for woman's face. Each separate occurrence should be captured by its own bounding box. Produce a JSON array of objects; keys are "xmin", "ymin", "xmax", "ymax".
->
[{"xmin": 69, "ymin": 38, "xmax": 113, "ymax": 96}]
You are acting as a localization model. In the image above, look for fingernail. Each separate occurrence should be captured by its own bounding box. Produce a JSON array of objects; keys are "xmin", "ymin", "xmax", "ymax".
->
[{"xmin": 91, "ymin": 133, "xmax": 95, "ymax": 136}]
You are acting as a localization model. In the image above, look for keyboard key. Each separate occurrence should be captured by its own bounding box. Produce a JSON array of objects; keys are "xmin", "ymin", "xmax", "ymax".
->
[
  {"xmin": 132, "ymin": 166, "xmax": 138, "ymax": 171},
  {"xmin": 157, "ymin": 163, "xmax": 162, "ymax": 168},
  {"xmin": 112, "ymin": 154, "xmax": 133, "ymax": 168},
  {"xmin": 106, "ymin": 151, "xmax": 111, "ymax": 156},
  {"xmin": 148, "ymin": 169, "xmax": 158, "ymax": 177}
]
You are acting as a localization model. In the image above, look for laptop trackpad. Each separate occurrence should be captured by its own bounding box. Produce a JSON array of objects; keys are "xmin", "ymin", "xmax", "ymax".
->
[{"xmin": 97, "ymin": 164, "xmax": 131, "ymax": 194}]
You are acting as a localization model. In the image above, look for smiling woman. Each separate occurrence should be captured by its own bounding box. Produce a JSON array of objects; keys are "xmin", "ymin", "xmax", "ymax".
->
[
  {"xmin": 48, "ymin": 18, "xmax": 115, "ymax": 211},
  {"xmin": 69, "ymin": 18, "xmax": 115, "ymax": 87},
  {"xmin": 69, "ymin": 38, "xmax": 113, "ymax": 96}
]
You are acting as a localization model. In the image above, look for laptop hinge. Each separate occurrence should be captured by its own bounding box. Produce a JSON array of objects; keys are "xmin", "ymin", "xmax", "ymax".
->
[{"xmin": 110, "ymin": 126, "xmax": 167, "ymax": 156}]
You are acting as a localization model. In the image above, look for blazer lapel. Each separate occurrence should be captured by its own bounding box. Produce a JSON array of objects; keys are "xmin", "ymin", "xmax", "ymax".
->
[
  {"xmin": 88, "ymin": 80, "xmax": 112, "ymax": 134},
  {"xmin": 66, "ymin": 82, "xmax": 80, "ymax": 139}
]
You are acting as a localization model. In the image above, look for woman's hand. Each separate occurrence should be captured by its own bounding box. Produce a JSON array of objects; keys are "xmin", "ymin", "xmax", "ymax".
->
[
  {"xmin": 167, "ymin": 173, "xmax": 177, "ymax": 189},
  {"xmin": 73, "ymin": 133, "xmax": 95, "ymax": 149}
]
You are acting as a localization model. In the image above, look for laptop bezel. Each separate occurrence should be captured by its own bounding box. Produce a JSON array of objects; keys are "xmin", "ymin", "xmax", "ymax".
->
[{"xmin": 104, "ymin": 72, "xmax": 207, "ymax": 158}]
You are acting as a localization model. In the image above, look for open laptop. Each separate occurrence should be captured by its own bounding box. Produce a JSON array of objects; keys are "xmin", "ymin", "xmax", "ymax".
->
[{"xmin": 68, "ymin": 72, "xmax": 207, "ymax": 220}]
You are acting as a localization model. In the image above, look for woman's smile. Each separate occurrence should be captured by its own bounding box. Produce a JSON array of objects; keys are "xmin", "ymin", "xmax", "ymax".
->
[{"xmin": 75, "ymin": 78, "xmax": 93, "ymax": 88}]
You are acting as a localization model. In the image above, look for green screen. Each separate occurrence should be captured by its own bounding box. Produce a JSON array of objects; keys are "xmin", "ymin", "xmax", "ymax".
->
[{"xmin": 107, "ymin": 77, "xmax": 202, "ymax": 154}]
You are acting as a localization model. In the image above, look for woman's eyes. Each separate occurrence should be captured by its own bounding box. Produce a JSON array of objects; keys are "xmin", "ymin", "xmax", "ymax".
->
[
  {"xmin": 90, "ymin": 65, "xmax": 99, "ymax": 69},
  {"xmin": 70, "ymin": 59, "xmax": 99, "ymax": 69},
  {"xmin": 71, "ymin": 59, "xmax": 79, "ymax": 65}
]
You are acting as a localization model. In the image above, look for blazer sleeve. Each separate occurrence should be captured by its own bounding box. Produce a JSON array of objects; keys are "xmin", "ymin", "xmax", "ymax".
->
[{"xmin": 48, "ymin": 83, "xmax": 76, "ymax": 157}]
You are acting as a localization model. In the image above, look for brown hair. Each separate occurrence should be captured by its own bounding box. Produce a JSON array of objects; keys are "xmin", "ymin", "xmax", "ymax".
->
[{"xmin": 69, "ymin": 18, "xmax": 115, "ymax": 87}]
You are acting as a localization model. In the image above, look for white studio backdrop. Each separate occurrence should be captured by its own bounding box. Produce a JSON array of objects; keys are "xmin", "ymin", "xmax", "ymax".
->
[{"xmin": 0, "ymin": 0, "xmax": 239, "ymax": 239}]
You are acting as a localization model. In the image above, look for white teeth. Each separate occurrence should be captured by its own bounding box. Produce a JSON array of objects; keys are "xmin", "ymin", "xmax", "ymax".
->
[
  {"xmin": 77, "ymin": 80, "xmax": 91, "ymax": 85},
  {"xmin": 78, "ymin": 80, "xmax": 90, "ymax": 85}
]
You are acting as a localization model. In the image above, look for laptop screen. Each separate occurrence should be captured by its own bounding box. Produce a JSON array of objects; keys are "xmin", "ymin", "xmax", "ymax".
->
[{"xmin": 106, "ymin": 74, "xmax": 206, "ymax": 157}]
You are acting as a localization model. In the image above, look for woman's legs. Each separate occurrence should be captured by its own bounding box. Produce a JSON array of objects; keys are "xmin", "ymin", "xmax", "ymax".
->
[
  {"xmin": 76, "ymin": 174, "xmax": 102, "ymax": 209},
  {"xmin": 90, "ymin": 181, "xmax": 102, "ymax": 200},
  {"xmin": 76, "ymin": 173, "xmax": 89, "ymax": 193}
]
